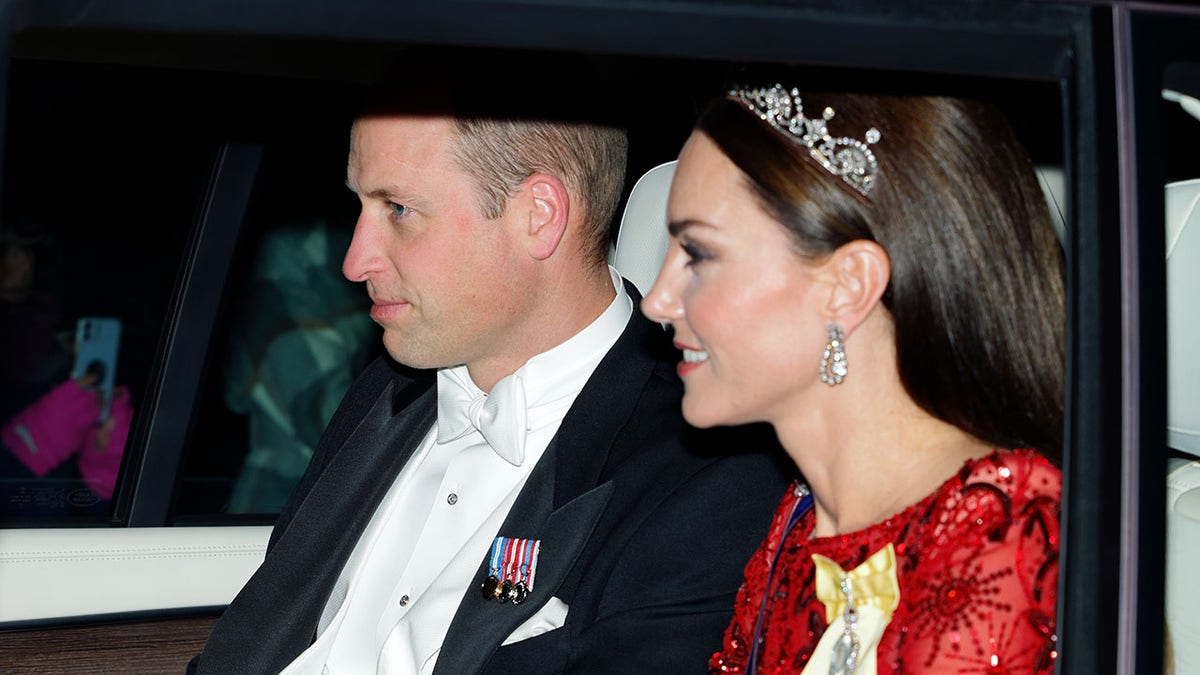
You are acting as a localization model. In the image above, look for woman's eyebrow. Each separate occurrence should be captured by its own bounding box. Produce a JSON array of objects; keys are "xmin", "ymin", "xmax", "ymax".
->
[{"xmin": 668, "ymin": 219, "xmax": 712, "ymax": 237}]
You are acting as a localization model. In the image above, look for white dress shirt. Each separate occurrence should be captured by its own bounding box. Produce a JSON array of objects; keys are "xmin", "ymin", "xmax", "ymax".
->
[{"xmin": 280, "ymin": 268, "xmax": 632, "ymax": 675}]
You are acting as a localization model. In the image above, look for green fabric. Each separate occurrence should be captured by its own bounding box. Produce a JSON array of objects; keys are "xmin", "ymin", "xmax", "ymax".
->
[{"xmin": 223, "ymin": 221, "xmax": 374, "ymax": 513}]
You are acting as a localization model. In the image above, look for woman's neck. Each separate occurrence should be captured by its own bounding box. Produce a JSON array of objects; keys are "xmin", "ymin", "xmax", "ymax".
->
[{"xmin": 772, "ymin": 367, "xmax": 993, "ymax": 538}]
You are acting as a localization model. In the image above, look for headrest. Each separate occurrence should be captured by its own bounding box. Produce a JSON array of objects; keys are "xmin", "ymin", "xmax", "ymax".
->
[
  {"xmin": 610, "ymin": 160, "xmax": 1067, "ymax": 296},
  {"xmin": 1168, "ymin": 178, "xmax": 1200, "ymax": 455},
  {"xmin": 611, "ymin": 161, "xmax": 677, "ymax": 296},
  {"xmin": 1035, "ymin": 166, "xmax": 1068, "ymax": 247}
]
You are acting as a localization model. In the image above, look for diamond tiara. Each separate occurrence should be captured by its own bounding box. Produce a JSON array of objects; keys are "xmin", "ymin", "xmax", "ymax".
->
[{"xmin": 729, "ymin": 84, "xmax": 881, "ymax": 196}]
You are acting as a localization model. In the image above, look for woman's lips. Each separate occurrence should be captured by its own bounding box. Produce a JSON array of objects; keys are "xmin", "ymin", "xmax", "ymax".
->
[{"xmin": 675, "ymin": 342, "xmax": 709, "ymax": 377}]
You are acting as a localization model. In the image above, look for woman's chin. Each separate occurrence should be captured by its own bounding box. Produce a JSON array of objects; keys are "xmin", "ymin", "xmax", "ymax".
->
[{"xmin": 682, "ymin": 395, "xmax": 733, "ymax": 429}]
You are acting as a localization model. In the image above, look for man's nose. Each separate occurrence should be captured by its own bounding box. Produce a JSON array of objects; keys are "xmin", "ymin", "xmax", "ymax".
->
[{"xmin": 342, "ymin": 214, "xmax": 382, "ymax": 282}]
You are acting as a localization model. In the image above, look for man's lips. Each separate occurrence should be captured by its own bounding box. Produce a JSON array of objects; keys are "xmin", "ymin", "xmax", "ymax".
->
[{"xmin": 369, "ymin": 300, "xmax": 410, "ymax": 321}]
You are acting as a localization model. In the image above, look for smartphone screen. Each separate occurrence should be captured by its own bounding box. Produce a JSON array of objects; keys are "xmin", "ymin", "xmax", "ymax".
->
[{"xmin": 71, "ymin": 317, "xmax": 122, "ymax": 422}]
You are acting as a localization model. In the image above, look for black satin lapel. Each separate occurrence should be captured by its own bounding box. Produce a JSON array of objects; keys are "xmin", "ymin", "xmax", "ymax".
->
[
  {"xmin": 199, "ymin": 377, "xmax": 436, "ymax": 675},
  {"xmin": 434, "ymin": 453, "xmax": 614, "ymax": 675},
  {"xmin": 551, "ymin": 297, "xmax": 666, "ymax": 508}
]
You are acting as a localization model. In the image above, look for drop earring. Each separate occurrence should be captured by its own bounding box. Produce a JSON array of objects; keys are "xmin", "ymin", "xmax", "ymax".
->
[{"xmin": 819, "ymin": 324, "xmax": 847, "ymax": 385}]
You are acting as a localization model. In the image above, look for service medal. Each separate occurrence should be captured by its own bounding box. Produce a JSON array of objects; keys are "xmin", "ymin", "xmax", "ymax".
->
[
  {"xmin": 482, "ymin": 536, "xmax": 543, "ymax": 605},
  {"xmin": 480, "ymin": 574, "xmax": 500, "ymax": 600}
]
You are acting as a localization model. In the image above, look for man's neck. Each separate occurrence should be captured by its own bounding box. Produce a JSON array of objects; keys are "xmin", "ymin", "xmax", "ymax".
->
[{"xmin": 466, "ymin": 264, "xmax": 618, "ymax": 392}]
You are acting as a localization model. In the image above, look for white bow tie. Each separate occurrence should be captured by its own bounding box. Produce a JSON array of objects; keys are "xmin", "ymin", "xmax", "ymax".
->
[{"xmin": 436, "ymin": 371, "xmax": 529, "ymax": 466}]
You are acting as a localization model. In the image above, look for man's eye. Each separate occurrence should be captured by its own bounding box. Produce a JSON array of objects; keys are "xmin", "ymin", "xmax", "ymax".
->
[{"xmin": 388, "ymin": 203, "xmax": 410, "ymax": 219}]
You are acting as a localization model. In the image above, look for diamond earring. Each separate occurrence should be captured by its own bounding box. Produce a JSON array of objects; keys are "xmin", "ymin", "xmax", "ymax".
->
[{"xmin": 819, "ymin": 324, "xmax": 847, "ymax": 385}]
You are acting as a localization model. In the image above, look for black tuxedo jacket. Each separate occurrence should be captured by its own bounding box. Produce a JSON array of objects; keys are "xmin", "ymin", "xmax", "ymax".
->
[{"xmin": 193, "ymin": 292, "xmax": 791, "ymax": 674}]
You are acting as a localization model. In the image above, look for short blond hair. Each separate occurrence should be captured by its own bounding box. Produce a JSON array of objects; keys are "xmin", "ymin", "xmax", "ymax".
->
[
  {"xmin": 362, "ymin": 50, "xmax": 629, "ymax": 267},
  {"xmin": 451, "ymin": 116, "xmax": 628, "ymax": 266}
]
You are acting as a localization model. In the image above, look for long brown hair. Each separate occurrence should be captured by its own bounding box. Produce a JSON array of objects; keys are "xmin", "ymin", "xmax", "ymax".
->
[{"xmin": 698, "ymin": 93, "xmax": 1064, "ymax": 457}]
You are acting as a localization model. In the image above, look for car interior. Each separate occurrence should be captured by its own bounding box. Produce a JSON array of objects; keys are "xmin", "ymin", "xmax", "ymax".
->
[
  {"xmin": 1165, "ymin": 90, "xmax": 1200, "ymax": 672},
  {"xmin": 0, "ymin": 1, "xmax": 1197, "ymax": 673}
]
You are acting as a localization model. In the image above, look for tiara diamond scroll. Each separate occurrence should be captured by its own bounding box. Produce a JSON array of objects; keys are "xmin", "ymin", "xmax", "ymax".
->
[
  {"xmin": 820, "ymin": 324, "xmax": 847, "ymax": 386},
  {"xmin": 730, "ymin": 84, "xmax": 881, "ymax": 196}
]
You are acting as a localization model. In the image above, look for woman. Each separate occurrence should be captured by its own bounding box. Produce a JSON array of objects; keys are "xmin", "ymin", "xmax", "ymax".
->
[{"xmin": 642, "ymin": 85, "xmax": 1062, "ymax": 674}]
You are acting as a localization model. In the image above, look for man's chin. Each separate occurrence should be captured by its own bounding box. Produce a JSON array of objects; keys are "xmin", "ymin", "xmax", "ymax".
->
[{"xmin": 382, "ymin": 335, "xmax": 450, "ymax": 372}]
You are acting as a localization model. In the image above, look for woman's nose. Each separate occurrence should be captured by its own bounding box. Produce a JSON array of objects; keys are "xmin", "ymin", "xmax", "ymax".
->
[{"xmin": 641, "ymin": 264, "xmax": 684, "ymax": 325}]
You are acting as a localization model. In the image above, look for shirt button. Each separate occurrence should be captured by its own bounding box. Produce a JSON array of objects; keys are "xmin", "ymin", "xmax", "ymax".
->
[
  {"xmin": 399, "ymin": 594, "xmax": 410, "ymax": 607},
  {"xmin": 447, "ymin": 493, "xmax": 458, "ymax": 505}
]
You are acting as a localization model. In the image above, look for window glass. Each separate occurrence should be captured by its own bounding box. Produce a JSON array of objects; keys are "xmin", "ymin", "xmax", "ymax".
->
[
  {"xmin": 0, "ymin": 59, "xmax": 207, "ymax": 523},
  {"xmin": 174, "ymin": 107, "xmax": 378, "ymax": 519}
]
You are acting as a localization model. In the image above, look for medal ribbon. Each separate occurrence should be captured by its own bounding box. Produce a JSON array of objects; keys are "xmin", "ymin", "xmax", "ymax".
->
[
  {"xmin": 483, "ymin": 536, "xmax": 543, "ymax": 602},
  {"xmin": 488, "ymin": 537, "xmax": 505, "ymax": 579},
  {"xmin": 811, "ymin": 543, "xmax": 900, "ymax": 623},
  {"xmin": 800, "ymin": 544, "xmax": 901, "ymax": 675},
  {"xmin": 526, "ymin": 539, "xmax": 541, "ymax": 591},
  {"xmin": 519, "ymin": 539, "xmax": 540, "ymax": 591},
  {"xmin": 502, "ymin": 537, "xmax": 519, "ymax": 584}
]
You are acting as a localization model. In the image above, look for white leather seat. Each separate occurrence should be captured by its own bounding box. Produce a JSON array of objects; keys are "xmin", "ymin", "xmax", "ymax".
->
[{"xmin": 1166, "ymin": 176, "xmax": 1200, "ymax": 674}]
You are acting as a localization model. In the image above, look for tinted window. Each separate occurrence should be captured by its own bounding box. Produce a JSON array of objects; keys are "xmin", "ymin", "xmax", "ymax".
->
[
  {"xmin": 175, "ymin": 135, "xmax": 378, "ymax": 518},
  {"xmin": 0, "ymin": 59, "xmax": 207, "ymax": 523}
]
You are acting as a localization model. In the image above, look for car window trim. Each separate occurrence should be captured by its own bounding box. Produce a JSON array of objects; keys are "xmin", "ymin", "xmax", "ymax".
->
[{"xmin": 119, "ymin": 142, "xmax": 264, "ymax": 527}]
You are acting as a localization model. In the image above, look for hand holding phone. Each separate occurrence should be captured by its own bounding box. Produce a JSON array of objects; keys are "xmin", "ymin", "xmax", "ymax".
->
[{"xmin": 71, "ymin": 317, "xmax": 122, "ymax": 422}]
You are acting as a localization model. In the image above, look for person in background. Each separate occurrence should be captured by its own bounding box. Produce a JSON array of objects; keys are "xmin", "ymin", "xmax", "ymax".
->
[
  {"xmin": 191, "ymin": 55, "xmax": 790, "ymax": 674},
  {"xmin": 1, "ymin": 373, "xmax": 131, "ymax": 502},
  {"xmin": 643, "ymin": 85, "xmax": 1063, "ymax": 674},
  {"xmin": 0, "ymin": 218, "xmax": 65, "ymax": 417},
  {"xmin": 222, "ymin": 219, "xmax": 374, "ymax": 514},
  {"xmin": 1, "ymin": 219, "xmax": 131, "ymax": 506}
]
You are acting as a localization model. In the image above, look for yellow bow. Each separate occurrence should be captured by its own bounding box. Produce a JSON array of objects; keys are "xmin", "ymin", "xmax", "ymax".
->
[{"xmin": 812, "ymin": 543, "xmax": 900, "ymax": 625}]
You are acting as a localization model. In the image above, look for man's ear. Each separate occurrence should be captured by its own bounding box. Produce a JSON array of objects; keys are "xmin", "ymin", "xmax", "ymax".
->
[
  {"xmin": 519, "ymin": 173, "xmax": 570, "ymax": 261},
  {"xmin": 823, "ymin": 239, "xmax": 891, "ymax": 335}
]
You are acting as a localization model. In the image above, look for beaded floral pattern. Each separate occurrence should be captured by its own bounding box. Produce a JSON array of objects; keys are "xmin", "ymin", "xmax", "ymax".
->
[{"xmin": 711, "ymin": 449, "xmax": 1060, "ymax": 674}]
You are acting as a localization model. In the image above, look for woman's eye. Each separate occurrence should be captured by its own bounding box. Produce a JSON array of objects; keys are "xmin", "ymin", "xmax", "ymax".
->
[
  {"xmin": 388, "ymin": 203, "xmax": 410, "ymax": 219},
  {"xmin": 681, "ymin": 241, "xmax": 711, "ymax": 267}
]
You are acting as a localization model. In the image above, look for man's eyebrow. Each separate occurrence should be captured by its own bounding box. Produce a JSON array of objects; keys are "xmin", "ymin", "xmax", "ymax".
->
[{"xmin": 346, "ymin": 180, "xmax": 402, "ymax": 202}]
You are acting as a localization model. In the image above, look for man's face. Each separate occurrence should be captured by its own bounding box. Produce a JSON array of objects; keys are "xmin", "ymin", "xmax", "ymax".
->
[{"xmin": 344, "ymin": 114, "xmax": 530, "ymax": 374}]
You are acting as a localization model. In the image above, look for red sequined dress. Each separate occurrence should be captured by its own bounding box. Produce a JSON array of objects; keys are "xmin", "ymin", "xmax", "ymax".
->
[{"xmin": 711, "ymin": 449, "xmax": 1060, "ymax": 674}]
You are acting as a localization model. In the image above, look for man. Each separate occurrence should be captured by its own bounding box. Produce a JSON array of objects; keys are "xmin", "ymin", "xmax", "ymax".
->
[{"xmin": 192, "ymin": 57, "xmax": 789, "ymax": 674}]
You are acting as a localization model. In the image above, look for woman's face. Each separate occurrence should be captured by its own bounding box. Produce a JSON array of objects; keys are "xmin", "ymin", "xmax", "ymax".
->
[
  {"xmin": 1, "ymin": 244, "xmax": 35, "ymax": 300},
  {"xmin": 642, "ymin": 131, "xmax": 833, "ymax": 428}
]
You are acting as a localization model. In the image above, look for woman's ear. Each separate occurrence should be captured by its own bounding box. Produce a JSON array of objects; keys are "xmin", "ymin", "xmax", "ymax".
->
[{"xmin": 823, "ymin": 239, "xmax": 891, "ymax": 336}]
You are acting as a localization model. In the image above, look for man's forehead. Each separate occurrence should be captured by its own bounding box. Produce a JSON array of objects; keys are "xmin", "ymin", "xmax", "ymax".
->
[
  {"xmin": 346, "ymin": 113, "xmax": 463, "ymax": 197},
  {"xmin": 349, "ymin": 113, "xmax": 457, "ymax": 169},
  {"xmin": 352, "ymin": 112, "xmax": 454, "ymax": 143}
]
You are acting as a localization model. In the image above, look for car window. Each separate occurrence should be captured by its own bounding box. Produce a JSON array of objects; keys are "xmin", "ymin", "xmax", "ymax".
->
[
  {"xmin": 0, "ymin": 59, "xmax": 206, "ymax": 523},
  {"xmin": 174, "ymin": 137, "xmax": 380, "ymax": 518}
]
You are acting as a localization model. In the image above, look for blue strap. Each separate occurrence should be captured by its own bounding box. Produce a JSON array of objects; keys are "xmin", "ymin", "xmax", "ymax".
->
[{"xmin": 745, "ymin": 488, "xmax": 814, "ymax": 675}]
